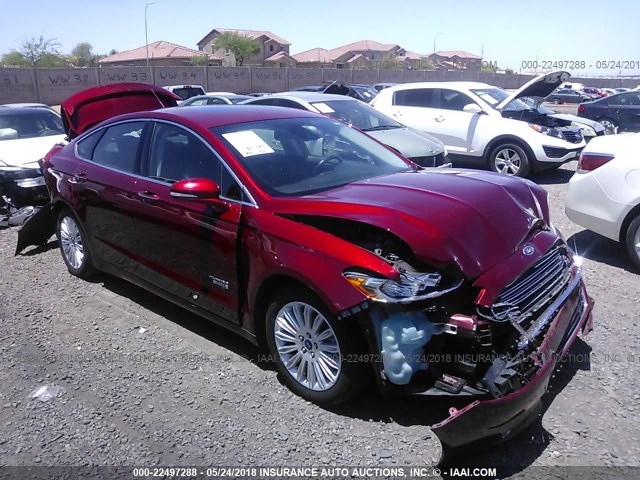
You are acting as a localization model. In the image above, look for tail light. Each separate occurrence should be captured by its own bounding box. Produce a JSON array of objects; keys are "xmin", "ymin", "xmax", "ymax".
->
[
  {"xmin": 41, "ymin": 144, "xmax": 64, "ymax": 169},
  {"xmin": 577, "ymin": 152, "xmax": 614, "ymax": 172},
  {"xmin": 577, "ymin": 104, "xmax": 586, "ymax": 113}
]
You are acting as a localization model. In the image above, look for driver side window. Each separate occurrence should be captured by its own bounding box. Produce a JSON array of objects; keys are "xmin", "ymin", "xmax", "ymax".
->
[{"xmin": 145, "ymin": 123, "xmax": 220, "ymax": 184}]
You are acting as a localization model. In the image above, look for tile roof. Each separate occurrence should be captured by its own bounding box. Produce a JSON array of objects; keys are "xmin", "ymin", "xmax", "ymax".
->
[
  {"xmin": 100, "ymin": 41, "xmax": 220, "ymax": 63},
  {"xmin": 432, "ymin": 50, "xmax": 481, "ymax": 59},
  {"xmin": 292, "ymin": 48, "xmax": 332, "ymax": 63},
  {"xmin": 263, "ymin": 51, "xmax": 297, "ymax": 62},
  {"xmin": 197, "ymin": 28, "xmax": 291, "ymax": 47}
]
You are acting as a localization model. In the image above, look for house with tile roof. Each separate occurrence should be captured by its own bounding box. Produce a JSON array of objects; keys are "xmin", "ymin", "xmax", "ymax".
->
[
  {"xmin": 99, "ymin": 41, "xmax": 222, "ymax": 67},
  {"xmin": 293, "ymin": 40, "xmax": 408, "ymax": 68},
  {"xmin": 427, "ymin": 51, "xmax": 483, "ymax": 70},
  {"xmin": 196, "ymin": 28, "xmax": 294, "ymax": 66}
]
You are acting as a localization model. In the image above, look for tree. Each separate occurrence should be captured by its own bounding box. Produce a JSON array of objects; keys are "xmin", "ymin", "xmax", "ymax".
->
[
  {"xmin": 1, "ymin": 51, "xmax": 30, "ymax": 67},
  {"xmin": 190, "ymin": 55, "xmax": 209, "ymax": 66},
  {"xmin": 20, "ymin": 35, "xmax": 63, "ymax": 67},
  {"xmin": 213, "ymin": 32, "xmax": 259, "ymax": 66},
  {"xmin": 71, "ymin": 42, "xmax": 94, "ymax": 67},
  {"xmin": 108, "ymin": 49, "xmax": 118, "ymax": 56}
]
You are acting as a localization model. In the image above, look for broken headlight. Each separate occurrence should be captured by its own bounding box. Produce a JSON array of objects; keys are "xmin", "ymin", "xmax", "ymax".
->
[{"xmin": 343, "ymin": 270, "xmax": 461, "ymax": 303}]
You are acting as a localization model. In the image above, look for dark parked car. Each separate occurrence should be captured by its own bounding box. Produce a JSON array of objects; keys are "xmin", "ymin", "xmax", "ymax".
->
[
  {"xmin": 577, "ymin": 91, "xmax": 640, "ymax": 133},
  {"xmin": 19, "ymin": 83, "xmax": 594, "ymax": 459},
  {"xmin": 545, "ymin": 89, "xmax": 593, "ymax": 104}
]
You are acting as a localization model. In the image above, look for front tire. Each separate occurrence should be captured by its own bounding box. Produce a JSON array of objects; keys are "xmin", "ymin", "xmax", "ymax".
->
[
  {"xmin": 265, "ymin": 287, "xmax": 367, "ymax": 405},
  {"xmin": 488, "ymin": 143, "xmax": 531, "ymax": 177},
  {"xmin": 624, "ymin": 215, "xmax": 640, "ymax": 270},
  {"xmin": 57, "ymin": 209, "xmax": 94, "ymax": 278},
  {"xmin": 553, "ymin": 98, "xmax": 561, "ymax": 105}
]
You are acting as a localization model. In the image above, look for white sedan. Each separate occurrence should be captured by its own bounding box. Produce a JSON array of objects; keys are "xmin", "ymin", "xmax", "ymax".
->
[{"xmin": 565, "ymin": 133, "xmax": 640, "ymax": 268}]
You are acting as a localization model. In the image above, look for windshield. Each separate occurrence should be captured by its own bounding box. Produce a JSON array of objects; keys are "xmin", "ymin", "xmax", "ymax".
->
[
  {"xmin": 211, "ymin": 117, "xmax": 412, "ymax": 197},
  {"xmin": 470, "ymin": 87, "xmax": 528, "ymax": 111},
  {"xmin": 351, "ymin": 86, "xmax": 378, "ymax": 100},
  {"xmin": 310, "ymin": 99, "xmax": 402, "ymax": 131},
  {"xmin": 172, "ymin": 87, "xmax": 205, "ymax": 100},
  {"xmin": 228, "ymin": 95, "xmax": 253, "ymax": 104},
  {"xmin": 0, "ymin": 109, "xmax": 64, "ymax": 141}
]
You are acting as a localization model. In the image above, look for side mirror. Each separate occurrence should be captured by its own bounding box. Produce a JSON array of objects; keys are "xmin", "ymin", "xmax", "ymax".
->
[
  {"xmin": 170, "ymin": 178, "xmax": 220, "ymax": 200},
  {"xmin": 463, "ymin": 103, "xmax": 484, "ymax": 114}
]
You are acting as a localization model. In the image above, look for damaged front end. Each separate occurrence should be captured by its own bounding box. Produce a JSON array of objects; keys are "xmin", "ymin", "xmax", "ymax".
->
[{"xmin": 333, "ymin": 226, "xmax": 593, "ymax": 461}]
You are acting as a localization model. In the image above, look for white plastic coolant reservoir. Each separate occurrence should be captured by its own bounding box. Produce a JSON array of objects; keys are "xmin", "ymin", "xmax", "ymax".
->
[{"xmin": 380, "ymin": 312, "xmax": 436, "ymax": 385}]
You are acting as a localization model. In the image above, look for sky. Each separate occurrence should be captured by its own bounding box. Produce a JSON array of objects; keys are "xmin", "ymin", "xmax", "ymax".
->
[{"xmin": 1, "ymin": 0, "xmax": 639, "ymax": 78}]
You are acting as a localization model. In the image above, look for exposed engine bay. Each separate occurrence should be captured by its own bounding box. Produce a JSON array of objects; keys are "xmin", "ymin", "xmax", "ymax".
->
[
  {"xmin": 501, "ymin": 108, "xmax": 571, "ymax": 128},
  {"xmin": 292, "ymin": 215, "xmax": 584, "ymax": 401}
]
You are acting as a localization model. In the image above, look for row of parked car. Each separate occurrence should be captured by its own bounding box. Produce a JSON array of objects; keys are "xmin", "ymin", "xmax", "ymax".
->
[{"xmin": 162, "ymin": 72, "xmax": 620, "ymax": 178}]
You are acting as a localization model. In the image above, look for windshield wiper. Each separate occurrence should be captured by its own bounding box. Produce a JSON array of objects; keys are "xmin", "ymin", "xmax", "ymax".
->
[{"xmin": 362, "ymin": 125, "xmax": 402, "ymax": 131}]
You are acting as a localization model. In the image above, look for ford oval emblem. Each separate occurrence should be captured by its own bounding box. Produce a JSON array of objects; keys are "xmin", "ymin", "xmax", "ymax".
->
[{"xmin": 523, "ymin": 245, "xmax": 535, "ymax": 256}]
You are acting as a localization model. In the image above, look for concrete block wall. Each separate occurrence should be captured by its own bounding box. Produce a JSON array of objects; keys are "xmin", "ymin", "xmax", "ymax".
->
[{"xmin": 0, "ymin": 66, "xmax": 637, "ymax": 105}]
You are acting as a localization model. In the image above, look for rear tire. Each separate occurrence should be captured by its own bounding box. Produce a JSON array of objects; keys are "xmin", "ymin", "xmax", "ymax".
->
[
  {"xmin": 265, "ymin": 287, "xmax": 367, "ymax": 406},
  {"xmin": 57, "ymin": 209, "xmax": 94, "ymax": 278},
  {"xmin": 624, "ymin": 215, "xmax": 640, "ymax": 270},
  {"xmin": 597, "ymin": 117, "xmax": 618, "ymax": 134},
  {"xmin": 553, "ymin": 98, "xmax": 561, "ymax": 105},
  {"xmin": 488, "ymin": 142, "xmax": 531, "ymax": 177}
]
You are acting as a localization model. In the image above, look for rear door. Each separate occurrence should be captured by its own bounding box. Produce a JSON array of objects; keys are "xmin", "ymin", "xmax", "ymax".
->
[
  {"xmin": 385, "ymin": 87, "xmax": 439, "ymax": 137},
  {"xmin": 70, "ymin": 120, "xmax": 150, "ymax": 272},
  {"xmin": 133, "ymin": 121, "xmax": 244, "ymax": 323}
]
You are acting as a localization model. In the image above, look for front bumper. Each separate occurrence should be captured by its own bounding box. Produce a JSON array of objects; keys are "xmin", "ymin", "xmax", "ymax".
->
[
  {"xmin": 431, "ymin": 269, "xmax": 593, "ymax": 457},
  {"xmin": 0, "ymin": 169, "xmax": 49, "ymax": 207}
]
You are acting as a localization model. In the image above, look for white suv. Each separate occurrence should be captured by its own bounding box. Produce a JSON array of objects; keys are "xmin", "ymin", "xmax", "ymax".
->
[{"xmin": 371, "ymin": 71, "xmax": 586, "ymax": 177}]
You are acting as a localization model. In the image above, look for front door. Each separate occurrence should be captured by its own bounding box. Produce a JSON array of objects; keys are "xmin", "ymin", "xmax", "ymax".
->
[{"xmin": 133, "ymin": 122, "xmax": 243, "ymax": 324}]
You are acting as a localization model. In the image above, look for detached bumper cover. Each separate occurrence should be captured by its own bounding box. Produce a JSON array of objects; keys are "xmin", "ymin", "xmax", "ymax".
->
[{"xmin": 431, "ymin": 270, "xmax": 593, "ymax": 451}]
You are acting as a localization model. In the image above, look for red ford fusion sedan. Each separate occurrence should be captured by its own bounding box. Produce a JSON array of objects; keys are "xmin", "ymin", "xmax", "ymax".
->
[{"xmin": 18, "ymin": 84, "xmax": 593, "ymax": 456}]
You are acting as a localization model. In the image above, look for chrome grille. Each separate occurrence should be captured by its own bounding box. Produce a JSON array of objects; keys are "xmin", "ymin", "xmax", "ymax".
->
[
  {"xmin": 560, "ymin": 129, "xmax": 583, "ymax": 144},
  {"xmin": 486, "ymin": 245, "xmax": 572, "ymax": 324}
]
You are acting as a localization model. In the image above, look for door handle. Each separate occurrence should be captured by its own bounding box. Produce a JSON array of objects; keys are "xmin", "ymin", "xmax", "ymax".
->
[
  {"xmin": 392, "ymin": 111, "xmax": 403, "ymax": 117},
  {"xmin": 137, "ymin": 191, "xmax": 160, "ymax": 204},
  {"xmin": 434, "ymin": 116, "xmax": 445, "ymax": 123},
  {"xmin": 68, "ymin": 172, "xmax": 87, "ymax": 184}
]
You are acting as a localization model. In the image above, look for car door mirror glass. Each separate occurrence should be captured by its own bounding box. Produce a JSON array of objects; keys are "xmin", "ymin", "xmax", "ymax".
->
[
  {"xmin": 463, "ymin": 103, "xmax": 483, "ymax": 114},
  {"xmin": 170, "ymin": 178, "xmax": 221, "ymax": 200}
]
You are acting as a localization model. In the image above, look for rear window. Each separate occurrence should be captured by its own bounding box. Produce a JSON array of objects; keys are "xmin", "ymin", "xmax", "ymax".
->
[
  {"xmin": 393, "ymin": 88, "xmax": 437, "ymax": 107},
  {"xmin": 171, "ymin": 87, "xmax": 206, "ymax": 100}
]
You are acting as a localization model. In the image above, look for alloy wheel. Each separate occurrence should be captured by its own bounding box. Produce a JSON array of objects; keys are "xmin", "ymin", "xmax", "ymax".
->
[
  {"xmin": 273, "ymin": 301, "xmax": 342, "ymax": 391},
  {"xmin": 59, "ymin": 216, "xmax": 85, "ymax": 270},
  {"xmin": 494, "ymin": 148, "xmax": 522, "ymax": 176}
]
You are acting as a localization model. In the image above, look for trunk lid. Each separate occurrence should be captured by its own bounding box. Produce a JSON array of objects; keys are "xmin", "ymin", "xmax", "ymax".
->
[{"xmin": 61, "ymin": 83, "xmax": 179, "ymax": 138}]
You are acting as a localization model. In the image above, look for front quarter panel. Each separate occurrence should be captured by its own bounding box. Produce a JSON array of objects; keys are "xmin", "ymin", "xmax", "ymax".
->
[{"xmin": 242, "ymin": 208, "xmax": 398, "ymax": 320}]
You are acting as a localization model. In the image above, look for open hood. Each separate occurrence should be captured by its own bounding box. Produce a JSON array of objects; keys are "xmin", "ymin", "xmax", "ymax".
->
[
  {"xmin": 61, "ymin": 83, "xmax": 180, "ymax": 138},
  {"xmin": 496, "ymin": 71, "xmax": 570, "ymax": 110},
  {"xmin": 322, "ymin": 81, "xmax": 350, "ymax": 96}
]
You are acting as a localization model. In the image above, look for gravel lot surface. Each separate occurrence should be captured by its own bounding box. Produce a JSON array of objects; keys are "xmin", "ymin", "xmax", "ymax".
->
[{"xmin": 1, "ymin": 161, "xmax": 639, "ymax": 475}]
